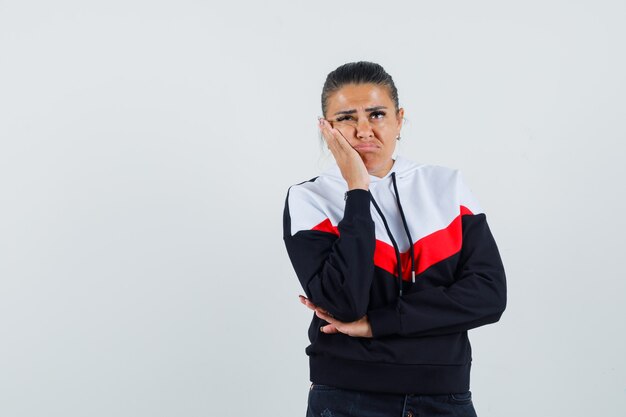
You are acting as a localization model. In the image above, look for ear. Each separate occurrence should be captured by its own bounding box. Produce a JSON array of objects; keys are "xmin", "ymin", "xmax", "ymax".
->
[{"xmin": 396, "ymin": 107, "xmax": 405, "ymax": 130}]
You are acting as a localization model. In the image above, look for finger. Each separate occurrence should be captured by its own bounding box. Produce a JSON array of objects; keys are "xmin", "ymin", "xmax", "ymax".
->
[
  {"xmin": 299, "ymin": 296, "xmax": 333, "ymax": 318},
  {"xmin": 299, "ymin": 295, "xmax": 317, "ymax": 310},
  {"xmin": 315, "ymin": 308, "xmax": 337, "ymax": 323},
  {"xmin": 321, "ymin": 119, "xmax": 355, "ymax": 153},
  {"xmin": 314, "ymin": 305, "xmax": 332, "ymax": 316},
  {"xmin": 316, "ymin": 308, "xmax": 331, "ymax": 317},
  {"xmin": 317, "ymin": 118, "xmax": 332, "ymax": 143},
  {"xmin": 320, "ymin": 324, "xmax": 339, "ymax": 334},
  {"xmin": 320, "ymin": 119, "xmax": 352, "ymax": 158},
  {"xmin": 331, "ymin": 126, "xmax": 356, "ymax": 153},
  {"xmin": 319, "ymin": 119, "xmax": 341, "ymax": 154}
]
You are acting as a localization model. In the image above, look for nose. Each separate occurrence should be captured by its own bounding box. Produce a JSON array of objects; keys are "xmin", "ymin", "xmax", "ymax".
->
[{"xmin": 355, "ymin": 117, "xmax": 374, "ymax": 139}]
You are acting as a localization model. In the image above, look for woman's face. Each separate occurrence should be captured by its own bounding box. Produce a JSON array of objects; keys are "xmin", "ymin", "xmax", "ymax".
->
[{"xmin": 324, "ymin": 83, "xmax": 404, "ymax": 178}]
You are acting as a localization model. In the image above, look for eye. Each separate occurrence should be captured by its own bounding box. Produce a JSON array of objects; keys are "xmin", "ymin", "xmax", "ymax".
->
[
  {"xmin": 336, "ymin": 115, "xmax": 354, "ymax": 122},
  {"xmin": 370, "ymin": 110, "xmax": 386, "ymax": 119}
]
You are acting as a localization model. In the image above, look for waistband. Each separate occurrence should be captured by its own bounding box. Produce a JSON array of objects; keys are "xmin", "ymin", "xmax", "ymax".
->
[{"xmin": 309, "ymin": 354, "xmax": 471, "ymax": 395}]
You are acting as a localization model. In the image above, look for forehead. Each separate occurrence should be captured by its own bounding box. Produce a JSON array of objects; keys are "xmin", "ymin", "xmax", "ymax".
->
[{"xmin": 327, "ymin": 83, "xmax": 393, "ymax": 112}]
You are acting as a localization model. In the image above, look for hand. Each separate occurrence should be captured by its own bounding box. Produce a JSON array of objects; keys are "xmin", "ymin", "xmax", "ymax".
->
[
  {"xmin": 299, "ymin": 295, "xmax": 373, "ymax": 338},
  {"xmin": 318, "ymin": 118, "xmax": 369, "ymax": 191}
]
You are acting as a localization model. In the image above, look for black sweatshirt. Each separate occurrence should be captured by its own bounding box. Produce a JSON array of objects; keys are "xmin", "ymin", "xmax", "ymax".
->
[{"xmin": 282, "ymin": 155, "xmax": 507, "ymax": 395}]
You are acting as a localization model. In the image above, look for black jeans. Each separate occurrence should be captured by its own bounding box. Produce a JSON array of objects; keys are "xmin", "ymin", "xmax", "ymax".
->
[{"xmin": 306, "ymin": 383, "xmax": 478, "ymax": 417}]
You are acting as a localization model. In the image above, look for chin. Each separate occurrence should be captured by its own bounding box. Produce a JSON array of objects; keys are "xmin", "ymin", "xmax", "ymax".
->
[{"xmin": 363, "ymin": 156, "xmax": 393, "ymax": 175}]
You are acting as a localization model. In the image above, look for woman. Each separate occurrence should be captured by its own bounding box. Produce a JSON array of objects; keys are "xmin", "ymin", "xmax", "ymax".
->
[{"xmin": 282, "ymin": 61, "xmax": 507, "ymax": 417}]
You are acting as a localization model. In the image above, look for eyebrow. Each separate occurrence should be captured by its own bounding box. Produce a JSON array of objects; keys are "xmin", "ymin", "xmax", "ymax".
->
[{"xmin": 333, "ymin": 106, "xmax": 387, "ymax": 116}]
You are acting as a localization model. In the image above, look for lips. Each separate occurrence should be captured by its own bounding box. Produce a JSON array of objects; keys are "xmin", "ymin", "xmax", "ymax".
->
[{"xmin": 354, "ymin": 144, "xmax": 380, "ymax": 151}]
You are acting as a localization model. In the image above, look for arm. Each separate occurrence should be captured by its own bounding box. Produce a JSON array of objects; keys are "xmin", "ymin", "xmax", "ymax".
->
[
  {"xmin": 283, "ymin": 187, "xmax": 375, "ymax": 323},
  {"xmin": 367, "ymin": 212, "xmax": 507, "ymax": 338}
]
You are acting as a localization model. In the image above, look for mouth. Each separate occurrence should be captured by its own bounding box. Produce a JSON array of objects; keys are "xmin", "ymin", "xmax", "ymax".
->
[{"xmin": 353, "ymin": 144, "xmax": 380, "ymax": 152}]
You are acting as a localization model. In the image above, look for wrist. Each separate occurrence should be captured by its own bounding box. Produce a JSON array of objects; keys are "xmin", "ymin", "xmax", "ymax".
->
[{"xmin": 347, "ymin": 183, "xmax": 369, "ymax": 191}]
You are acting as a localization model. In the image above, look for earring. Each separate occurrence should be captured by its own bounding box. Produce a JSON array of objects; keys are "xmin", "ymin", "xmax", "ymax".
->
[{"xmin": 396, "ymin": 134, "xmax": 401, "ymax": 141}]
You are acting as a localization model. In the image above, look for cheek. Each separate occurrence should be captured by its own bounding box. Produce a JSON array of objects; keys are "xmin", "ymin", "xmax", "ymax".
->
[
  {"xmin": 342, "ymin": 137, "xmax": 359, "ymax": 148},
  {"xmin": 373, "ymin": 127, "xmax": 396, "ymax": 144},
  {"xmin": 334, "ymin": 126, "xmax": 356, "ymax": 140}
]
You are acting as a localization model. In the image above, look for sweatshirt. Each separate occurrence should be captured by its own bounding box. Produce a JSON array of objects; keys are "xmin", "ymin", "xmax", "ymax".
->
[{"xmin": 282, "ymin": 155, "xmax": 507, "ymax": 395}]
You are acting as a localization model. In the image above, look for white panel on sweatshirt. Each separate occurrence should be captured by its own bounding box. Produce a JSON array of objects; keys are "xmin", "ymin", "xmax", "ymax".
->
[
  {"xmin": 455, "ymin": 170, "xmax": 484, "ymax": 216},
  {"xmin": 286, "ymin": 157, "xmax": 485, "ymax": 252},
  {"xmin": 287, "ymin": 182, "xmax": 338, "ymax": 237}
]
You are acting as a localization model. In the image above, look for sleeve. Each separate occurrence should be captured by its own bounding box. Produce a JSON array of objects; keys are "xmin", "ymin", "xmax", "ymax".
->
[
  {"xmin": 283, "ymin": 186, "xmax": 376, "ymax": 323},
  {"xmin": 367, "ymin": 171, "xmax": 507, "ymax": 338}
]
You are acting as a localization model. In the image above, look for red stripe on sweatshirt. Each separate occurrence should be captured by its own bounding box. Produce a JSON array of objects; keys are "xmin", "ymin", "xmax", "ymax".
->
[
  {"xmin": 311, "ymin": 218, "xmax": 339, "ymax": 235},
  {"xmin": 311, "ymin": 205, "xmax": 474, "ymax": 280}
]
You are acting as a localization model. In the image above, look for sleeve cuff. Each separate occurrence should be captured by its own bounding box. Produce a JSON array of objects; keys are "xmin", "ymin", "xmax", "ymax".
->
[
  {"xmin": 368, "ymin": 303, "xmax": 402, "ymax": 338},
  {"xmin": 343, "ymin": 189, "xmax": 371, "ymax": 219}
]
